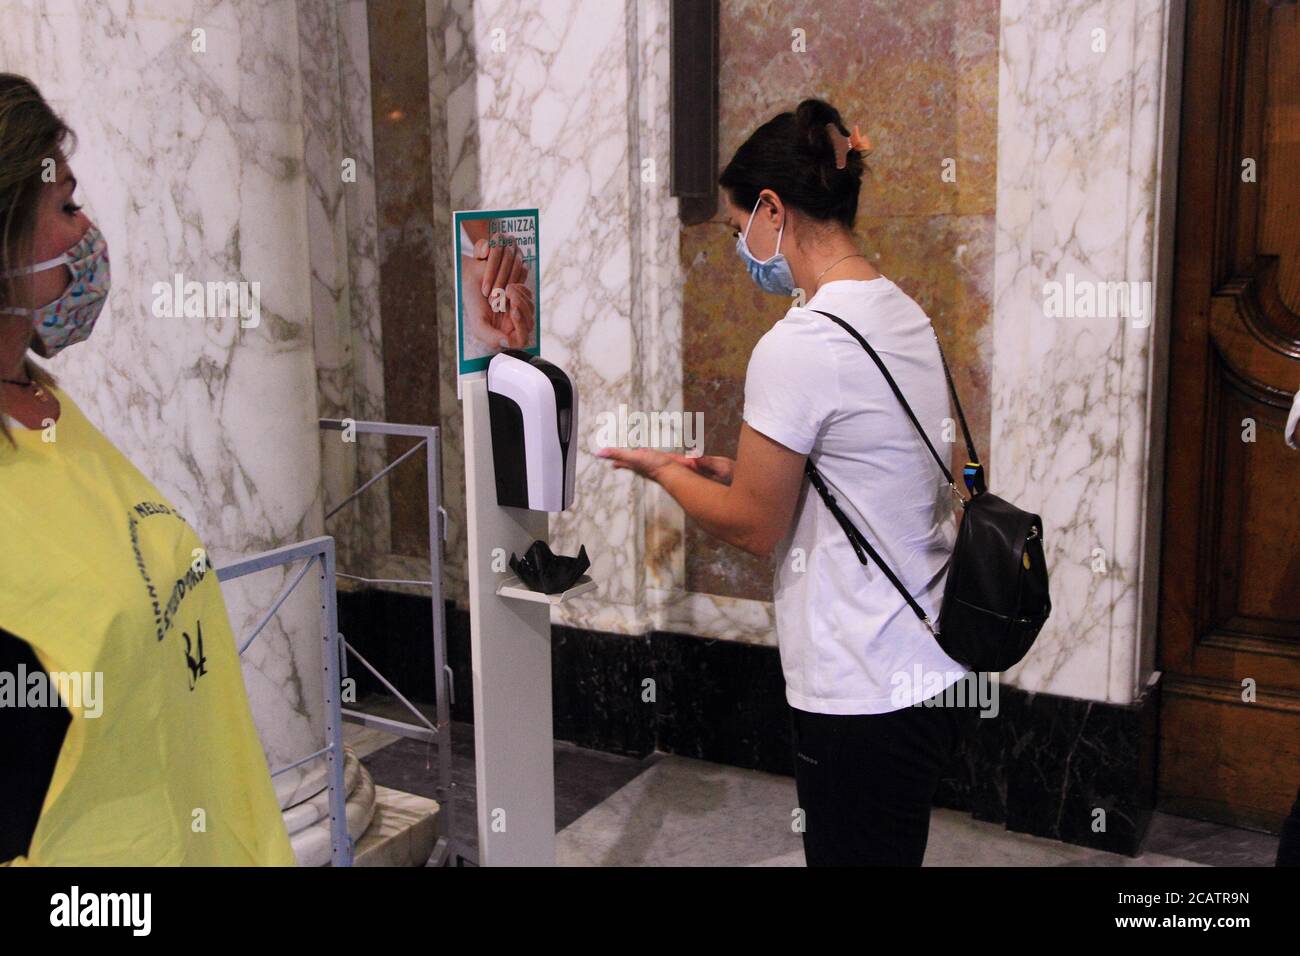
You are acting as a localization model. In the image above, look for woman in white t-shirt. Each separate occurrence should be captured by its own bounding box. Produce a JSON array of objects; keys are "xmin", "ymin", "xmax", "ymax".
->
[{"xmin": 598, "ymin": 98, "xmax": 976, "ymax": 866}]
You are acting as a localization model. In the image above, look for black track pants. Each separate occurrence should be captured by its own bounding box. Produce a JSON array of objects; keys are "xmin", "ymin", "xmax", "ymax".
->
[{"xmin": 791, "ymin": 690, "xmax": 975, "ymax": 866}]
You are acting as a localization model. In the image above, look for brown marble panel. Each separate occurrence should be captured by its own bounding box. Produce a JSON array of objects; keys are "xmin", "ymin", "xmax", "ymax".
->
[
  {"xmin": 368, "ymin": 0, "xmax": 439, "ymax": 559},
  {"xmin": 684, "ymin": 0, "xmax": 999, "ymax": 600}
]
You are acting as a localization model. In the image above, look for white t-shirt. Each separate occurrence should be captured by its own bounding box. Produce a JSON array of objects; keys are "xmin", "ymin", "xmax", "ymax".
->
[{"xmin": 742, "ymin": 278, "xmax": 969, "ymax": 715}]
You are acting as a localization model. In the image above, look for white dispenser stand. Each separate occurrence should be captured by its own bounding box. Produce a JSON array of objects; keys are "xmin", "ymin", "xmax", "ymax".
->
[
  {"xmin": 462, "ymin": 375, "xmax": 552, "ymax": 865},
  {"xmin": 462, "ymin": 371, "xmax": 595, "ymax": 865}
]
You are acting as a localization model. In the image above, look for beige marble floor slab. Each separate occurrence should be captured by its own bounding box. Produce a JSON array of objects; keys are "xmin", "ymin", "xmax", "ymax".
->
[{"xmin": 557, "ymin": 755, "xmax": 1206, "ymax": 868}]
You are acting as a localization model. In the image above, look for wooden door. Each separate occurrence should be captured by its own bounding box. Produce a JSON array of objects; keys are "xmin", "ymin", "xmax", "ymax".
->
[{"xmin": 1159, "ymin": 0, "xmax": 1300, "ymax": 831}]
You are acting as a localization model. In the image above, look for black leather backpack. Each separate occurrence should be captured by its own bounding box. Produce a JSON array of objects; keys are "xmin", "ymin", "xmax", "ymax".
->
[{"xmin": 805, "ymin": 310, "xmax": 1051, "ymax": 673}]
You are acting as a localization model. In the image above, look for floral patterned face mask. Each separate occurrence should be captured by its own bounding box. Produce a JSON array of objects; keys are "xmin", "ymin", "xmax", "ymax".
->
[{"xmin": 1, "ymin": 224, "xmax": 111, "ymax": 357}]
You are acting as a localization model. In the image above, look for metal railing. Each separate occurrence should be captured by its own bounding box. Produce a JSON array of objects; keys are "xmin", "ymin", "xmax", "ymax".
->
[
  {"xmin": 217, "ymin": 535, "xmax": 353, "ymax": 867},
  {"xmin": 215, "ymin": 420, "xmax": 457, "ymax": 867},
  {"xmin": 319, "ymin": 417, "xmax": 458, "ymax": 867}
]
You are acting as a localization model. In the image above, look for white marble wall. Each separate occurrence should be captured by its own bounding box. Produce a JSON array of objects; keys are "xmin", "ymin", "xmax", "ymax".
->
[
  {"xmin": 990, "ymin": 0, "xmax": 1182, "ymax": 704},
  {"xmin": 430, "ymin": 0, "xmax": 662, "ymax": 630},
  {"xmin": 423, "ymin": 0, "xmax": 1186, "ymax": 711},
  {"xmin": 3, "ymin": 0, "xmax": 1177, "ymax": 733},
  {"xmin": 211, "ymin": 0, "xmax": 1189, "ymax": 721},
  {"xmin": 423, "ymin": 0, "xmax": 781, "ymax": 648},
  {"xmin": 0, "ymin": 0, "xmax": 334, "ymax": 785}
]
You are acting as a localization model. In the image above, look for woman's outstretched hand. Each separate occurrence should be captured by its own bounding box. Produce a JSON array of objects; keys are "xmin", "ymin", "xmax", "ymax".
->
[
  {"xmin": 599, "ymin": 426, "xmax": 801, "ymax": 560},
  {"xmin": 596, "ymin": 449, "xmax": 736, "ymax": 487},
  {"xmin": 596, "ymin": 447, "xmax": 676, "ymax": 482},
  {"xmin": 668, "ymin": 453, "xmax": 734, "ymax": 485}
]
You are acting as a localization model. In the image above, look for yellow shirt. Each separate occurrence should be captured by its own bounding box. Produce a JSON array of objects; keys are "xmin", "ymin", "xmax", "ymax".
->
[{"xmin": 0, "ymin": 388, "xmax": 295, "ymax": 865}]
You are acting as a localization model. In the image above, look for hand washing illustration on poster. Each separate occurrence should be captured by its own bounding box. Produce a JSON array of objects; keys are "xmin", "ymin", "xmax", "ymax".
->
[{"xmin": 454, "ymin": 208, "xmax": 539, "ymax": 376}]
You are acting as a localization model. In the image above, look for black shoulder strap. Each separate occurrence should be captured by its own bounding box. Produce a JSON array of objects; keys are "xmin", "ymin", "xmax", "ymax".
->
[
  {"xmin": 811, "ymin": 310, "xmax": 982, "ymax": 485},
  {"xmin": 801, "ymin": 309, "xmax": 983, "ymax": 636},
  {"xmin": 803, "ymin": 463, "xmax": 937, "ymax": 634},
  {"xmin": 933, "ymin": 339, "xmax": 982, "ymax": 475}
]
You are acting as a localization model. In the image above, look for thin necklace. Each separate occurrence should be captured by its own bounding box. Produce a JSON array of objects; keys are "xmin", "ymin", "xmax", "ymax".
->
[{"xmin": 815, "ymin": 253, "xmax": 868, "ymax": 286}]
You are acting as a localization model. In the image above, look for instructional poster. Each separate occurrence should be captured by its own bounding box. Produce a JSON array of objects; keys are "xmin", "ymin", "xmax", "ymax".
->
[{"xmin": 453, "ymin": 208, "xmax": 540, "ymax": 378}]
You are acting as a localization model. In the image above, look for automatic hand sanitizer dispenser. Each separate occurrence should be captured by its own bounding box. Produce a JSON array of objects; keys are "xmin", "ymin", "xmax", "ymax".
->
[{"xmin": 486, "ymin": 349, "xmax": 577, "ymax": 511}]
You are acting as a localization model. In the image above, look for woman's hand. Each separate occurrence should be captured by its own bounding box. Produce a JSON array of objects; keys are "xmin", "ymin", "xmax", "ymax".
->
[
  {"xmin": 498, "ymin": 282, "xmax": 535, "ymax": 348},
  {"xmin": 460, "ymin": 256, "xmax": 506, "ymax": 349},
  {"xmin": 596, "ymin": 446, "xmax": 677, "ymax": 482},
  {"xmin": 599, "ymin": 425, "xmax": 804, "ymax": 559},
  {"xmin": 668, "ymin": 453, "xmax": 734, "ymax": 485},
  {"xmin": 473, "ymin": 236, "xmax": 529, "ymax": 297}
]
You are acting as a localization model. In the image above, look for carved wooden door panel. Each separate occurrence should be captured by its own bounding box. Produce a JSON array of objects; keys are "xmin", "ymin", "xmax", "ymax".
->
[{"xmin": 1159, "ymin": 0, "xmax": 1300, "ymax": 831}]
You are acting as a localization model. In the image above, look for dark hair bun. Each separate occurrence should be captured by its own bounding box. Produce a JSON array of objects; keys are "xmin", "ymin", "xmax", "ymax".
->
[
  {"xmin": 719, "ymin": 97, "xmax": 865, "ymax": 228},
  {"xmin": 794, "ymin": 98, "xmax": 864, "ymax": 185}
]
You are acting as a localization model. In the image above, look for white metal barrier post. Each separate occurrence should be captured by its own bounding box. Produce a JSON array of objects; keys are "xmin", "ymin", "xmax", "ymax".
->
[
  {"xmin": 217, "ymin": 535, "xmax": 353, "ymax": 867},
  {"xmin": 319, "ymin": 418, "xmax": 459, "ymax": 866}
]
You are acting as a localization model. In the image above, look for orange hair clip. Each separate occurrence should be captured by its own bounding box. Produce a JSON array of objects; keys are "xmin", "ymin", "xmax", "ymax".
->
[
  {"xmin": 828, "ymin": 123, "xmax": 874, "ymax": 169},
  {"xmin": 848, "ymin": 125, "xmax": 873, "ymax": 155}
]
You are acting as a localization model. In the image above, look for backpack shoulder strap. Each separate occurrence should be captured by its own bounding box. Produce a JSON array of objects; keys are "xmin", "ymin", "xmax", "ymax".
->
[
  {"xmin": 804, "ymin": 461, "xmax": 937, "ymax": 634},
  {"xmin": 801, "ymin": 308, "xmax": 982, "ymax": 634},
  {"xmin": 811, "ymin": 309, "xmax": 984, "ymax": 494}
]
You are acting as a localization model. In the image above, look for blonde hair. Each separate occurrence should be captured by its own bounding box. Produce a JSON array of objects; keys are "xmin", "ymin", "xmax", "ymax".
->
[{"xmin": 0, "ymin": 73, "xmax": 71, "ymax": 444}]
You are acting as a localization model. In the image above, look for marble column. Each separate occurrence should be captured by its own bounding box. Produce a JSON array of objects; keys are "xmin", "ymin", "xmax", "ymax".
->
[
  {"xmin": 425, "ymin": 0, "xmax": 668, "ymax": 633},
  {"xmin": 0, "ymin": 0, "xmax": 333, "ymax": 799},
  {"xmin": 990, "ymin": 0, "xmax": 1183, "ymax": 703},
  {"xmin": 300, "ymin": 0, "xmax": 392, "ymax": 576}
]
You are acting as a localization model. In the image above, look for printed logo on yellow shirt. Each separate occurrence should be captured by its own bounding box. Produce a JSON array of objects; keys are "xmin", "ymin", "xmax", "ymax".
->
[
  {"xmin": 183, "ymin": 621, "xmax": 209, "ymax": 690},
  {"xmin": 127, "ymin": 499, "xmax": 215, "ymax": 690}
]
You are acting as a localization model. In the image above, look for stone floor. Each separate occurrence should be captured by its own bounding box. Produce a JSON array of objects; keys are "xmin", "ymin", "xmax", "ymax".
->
[{"xmin": 345, "ymin": 697, "xmax": 1282, "ymax": 867}]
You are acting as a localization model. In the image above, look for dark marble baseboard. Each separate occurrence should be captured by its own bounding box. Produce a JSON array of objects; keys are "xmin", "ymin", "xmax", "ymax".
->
[
  {"xmin": 339, "ymin": 588, "xmax": 475, "ymax": 724},
  {"xmin": 339, "ymin": 590, "xmax": 1158, "ymax": 856},
  {"xmin": 937, "ymin": 679, "xmax": 1159, "ymax": 856}
]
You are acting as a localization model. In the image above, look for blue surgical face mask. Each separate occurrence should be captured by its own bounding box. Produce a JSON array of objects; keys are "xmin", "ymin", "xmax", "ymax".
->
[{"xmin": 735, "ymin": 196, "xmax": 795, "ymax": 296}]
